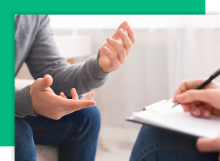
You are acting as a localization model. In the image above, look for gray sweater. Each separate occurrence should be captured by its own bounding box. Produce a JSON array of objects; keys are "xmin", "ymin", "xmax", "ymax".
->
[{"xmin": 15, "ymin": 15, "xmax": 109, "ymax": 118}]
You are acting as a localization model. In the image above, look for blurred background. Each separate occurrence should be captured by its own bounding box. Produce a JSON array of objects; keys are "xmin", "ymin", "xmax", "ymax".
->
[{"xmin": 16, "ymin": 15, "xmax": 220, "ymax": 160}]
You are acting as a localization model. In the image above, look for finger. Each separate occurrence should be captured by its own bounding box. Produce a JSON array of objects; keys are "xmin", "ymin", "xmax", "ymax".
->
[
  {"xmin": 118, "ymin": 28, "xmax": 132, "ymax": 54},
  {"xmin": 200, "ymin": 107, "xmax": 211, "ymax": 118},
  {"xmin": 56, "ymin": 96, "xmax": 96, "ymax": 111},
  {"xmin": 190, "ymin": 105, "xmax": 211, "ymax": 118},
  {"xmin": 80, "ymin": 92, "xmax": 95, "ymax": 101},
  {"xmin": 205, "ymin": 104, "xmax": 215, "ymax": 114},
  {"xmin": 111, "ymin": 21, "xmax": 129, "ymax": 40},
  {"xmin": 197, "ymin": 137, "xmax": 220, "ymax": 152},
  {"xmin": 70, "ymin": 88, "xmax": 78, "ymax": 100},
  {"xmin": 189, "ymin": 104, "xmax": 202, "ymax": 117},
  {"xmin": 194, "ymin": 101, "xmax": 202, "ymax": 106},
  {"xmin": 103, "ymin": 47, "xmax": 121, "ymax": 69},
  {"xmin": 60, "ymin": 92, "xmax": 67, "ymax": 99},
  {"xmin": 35, "ymin": 74, "xmax": 53, "ymax": 90},
  {"xmin": 69, "ymin": 100, "xmax": 96, "ymax": 111},
  {"xmin": 127, "ymin": 26, "xmax": 136, "ymax": 44},
  {"xmin": 44, "ymin": 74, "xmax": 53, "ymax": 87},
  {"xmin": 173, "ymin": 79, "xmax": 207, "ymax": 102},
  {"xmin": 213, "ymin": 108, "xmax": 220, "ymax": 117},
  {"xmin": 176, "ymin": 89, "xmax": 215, "ymax": 105},
  {"xmin": 181, "ymin": 104, "xmax": 190, "ymax": 112},
  {"xmin": 106, "ymin": 37, "xmax": 126, "ymax": 63}
]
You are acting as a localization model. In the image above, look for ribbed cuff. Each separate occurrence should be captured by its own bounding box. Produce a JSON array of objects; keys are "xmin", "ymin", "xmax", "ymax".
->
[
  {"xmin": 15, "ymin": 85, "xmax": 37, "ymax": 118},
  {"xmin": 88, "ymin": 50, "xmax": 110, "ymax": 80}
]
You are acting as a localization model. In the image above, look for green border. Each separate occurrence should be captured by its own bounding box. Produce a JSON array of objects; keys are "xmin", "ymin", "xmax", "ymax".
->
[
  {"xmin": 13, "ymin": 0, "xmax": 205, "ymax": 14},
  {"xmin": 0, "ymin": 14, "xmax": 15, "ymax": 146},
  {"xmin": 0, "ymin": 0, "xmax": 205, "ymax": 146}
]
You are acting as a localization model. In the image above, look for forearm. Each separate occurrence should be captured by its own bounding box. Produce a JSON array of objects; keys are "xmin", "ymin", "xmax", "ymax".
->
[{"xmin": 50, "ymin": 53, "xmax": 109, "ymax": 96}]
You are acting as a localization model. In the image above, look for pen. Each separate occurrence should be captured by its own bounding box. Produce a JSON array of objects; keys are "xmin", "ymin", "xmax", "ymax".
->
[{"xmin": 171, "ymin": 68, "xmax": 220, "ymax": 108}]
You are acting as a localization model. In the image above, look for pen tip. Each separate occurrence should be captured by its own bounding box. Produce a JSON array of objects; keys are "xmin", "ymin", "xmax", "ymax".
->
[{"xmin": 171, "ymin": 102, "xmax": 179, "ymax": 108}]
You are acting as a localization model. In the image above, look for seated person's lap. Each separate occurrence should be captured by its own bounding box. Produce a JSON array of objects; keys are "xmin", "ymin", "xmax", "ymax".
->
[
  {"xmin": 23, "ymin": 105, "xmax": 100, "ymax": 145},
  {"xmin": 15, "ymin": 96, "xmax": 101, "ymax": 161},
  {"xmin": 130, "ymin": 125, "xmax": 219, "ymax": 161}
]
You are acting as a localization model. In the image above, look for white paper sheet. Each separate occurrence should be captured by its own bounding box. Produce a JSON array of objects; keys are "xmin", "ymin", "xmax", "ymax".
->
[{"xmin": 129, "ymin": 103, "xmax": 220, "ymax": 138}]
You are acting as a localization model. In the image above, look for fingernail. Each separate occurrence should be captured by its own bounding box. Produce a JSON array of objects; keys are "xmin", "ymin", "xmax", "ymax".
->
[
  {"xmin": 90, "ymin": 102, "xmax": 95, "ymax": 106},
  {"xmin": 107, "ymin": 37, "xmax": 112, "ymax": 42},
  {"xmin": 128, "ymin": 26, "xmax": 132, "ymax": 32},
  {"xmin": 193, "ymin": 110, "xmax": 199, "ymax": 116},
  {"xmin": 120, "ymin": 30, "xmax": 124, "ymax": 36},
  {"xmin": 103, "ymin": 47, "xmax": 108, "ymax": 51},
  {"xmin": 204, "ymin": 111, "xmax": 209, "ymax": 117},
  {"xmin": 90, "ymin": 92, "xmax": 94, "ymax": 97}
]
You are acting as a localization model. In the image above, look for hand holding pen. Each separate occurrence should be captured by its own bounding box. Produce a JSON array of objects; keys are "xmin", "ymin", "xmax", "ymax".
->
[{"xmin": 172, "ymin": 68, "xmax": 220, "ymax": 118}]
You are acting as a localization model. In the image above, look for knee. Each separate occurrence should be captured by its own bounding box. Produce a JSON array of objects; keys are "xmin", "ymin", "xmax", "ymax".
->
[
  {"xmin": 74, "ymin": 105, "xmax": 101, "ymax": 135},
  {"xmin": 130, "ymin": 125, "xmax": 166, "ymax": 161},
  {"xmin": 15, "ymin": 118, "xmax": 34, "ymax": 143},
  {"xmin": 77, "ymin": 96, "xmax": 101, "ymax": 131},
  {"xmin": 65, "ymin": 103, "xmax": 101, "ymax": 133},
  {"xmin": 83, "ymin": 105, "xmax": 101, "ymax": 132},
  {"xmin": 15, "ymin": 118, "xmax": 36, "ymax": 161},
  {"xmin": 130, "ymin": 125, "xmax": 198, "ymax": 161}
]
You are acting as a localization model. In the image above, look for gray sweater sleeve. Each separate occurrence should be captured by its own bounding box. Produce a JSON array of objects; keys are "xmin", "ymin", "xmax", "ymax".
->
[
  {"xmin": 26, "ymin": 15, "xmax": 109, "ymax": 96},
  {"xmin": 15, "ymin": 86, "xmax": 36, "ymax": 118},
  {"xmin": 15, "ymin": 15, "xmax": 109, "ymax": 118}
]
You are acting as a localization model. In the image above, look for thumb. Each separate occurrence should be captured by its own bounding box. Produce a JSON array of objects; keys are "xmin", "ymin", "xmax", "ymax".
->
[
  {"xmin": 197, "ymin": 137, "xmax": 220, "ymax": 152},
  {"xmin": 176, "ymin": 89, "xmax": 214, "ymax": 104},
  {"xmin": 35, "ymin": 74, "xmax": 53, "ymax": 90},
  {"xmin": 111, "ymin": 21, "xmax": 129, "ymax": 40}
]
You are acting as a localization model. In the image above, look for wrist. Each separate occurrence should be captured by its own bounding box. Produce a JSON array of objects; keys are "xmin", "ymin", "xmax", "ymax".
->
[
  {"xmin": 94, "ymin": 50, "xmax": 110, "ymax": 78},
  {"xmin": 98, "ymin": 58, "xmax": 112, "ymax": 73},
  {"xmin": 29, "ymin": 84, "xmax": 38, "ymax": 115}
]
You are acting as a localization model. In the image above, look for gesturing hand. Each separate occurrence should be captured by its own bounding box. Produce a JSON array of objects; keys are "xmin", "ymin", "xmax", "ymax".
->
[
  {"xmin": 173, "ymin": 79, "xmax": 220, "ymax": 118},
  {"xmin": 30, "ymin": 75, "xmax": 96, "ymax": 120},
  {"xmin": 99, "ymin": 21, "xmax": 136, "ymax": 72}
]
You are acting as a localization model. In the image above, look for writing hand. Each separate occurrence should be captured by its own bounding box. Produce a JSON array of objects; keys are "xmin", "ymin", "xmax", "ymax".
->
[{"xmin": 173, "ymin": 79, "xmax": 220, "ymax": 118}]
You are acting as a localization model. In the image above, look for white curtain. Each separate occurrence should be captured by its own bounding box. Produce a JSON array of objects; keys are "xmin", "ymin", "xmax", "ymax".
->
[{"xmin": 166, "ymin": 16, "xmax": 220, "ymax": 97}]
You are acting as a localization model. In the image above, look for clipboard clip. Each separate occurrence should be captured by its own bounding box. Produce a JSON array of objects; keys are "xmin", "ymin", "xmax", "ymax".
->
[{"xmin": 143, "ymin": 100, "xmax": 174, "ymax": 113}]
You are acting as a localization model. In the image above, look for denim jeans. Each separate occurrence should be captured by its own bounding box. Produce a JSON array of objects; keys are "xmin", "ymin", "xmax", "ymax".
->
[
  {"xmin": 15, "ymin": 96, "xmax": 101, "ymax": 161},
  {"xmin": 130, "ymin": 125, "xmax": 219, "ymax": 161}
]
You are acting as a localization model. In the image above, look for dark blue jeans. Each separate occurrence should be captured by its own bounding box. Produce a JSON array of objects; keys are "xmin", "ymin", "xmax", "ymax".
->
[
  {"xmin": 130, "ymin": 125, "xmax": 219, "ymax": 161},
  {"xmin": 15, "ymin": 96, "xmax": 101, "ymax": 161}
]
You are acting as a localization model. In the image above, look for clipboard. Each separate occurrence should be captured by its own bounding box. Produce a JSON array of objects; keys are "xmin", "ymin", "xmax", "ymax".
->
[{"xmin": 126, "ymin": 100, "xmax": 220, "ymax": 138}]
